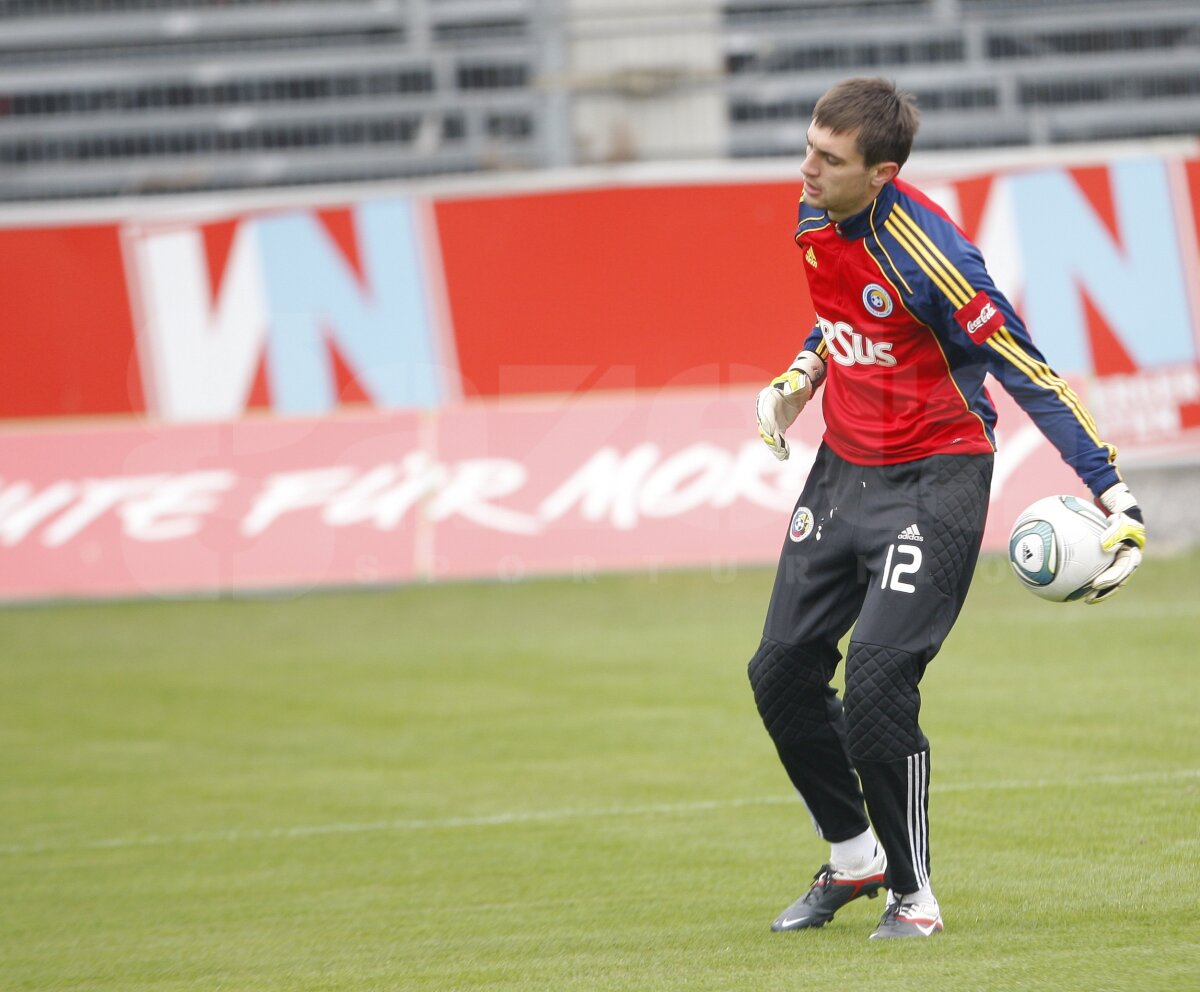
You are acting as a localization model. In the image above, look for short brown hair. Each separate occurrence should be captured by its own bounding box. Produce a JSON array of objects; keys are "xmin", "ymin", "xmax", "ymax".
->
[{"xmin": 813, "ymin": 77, "xmax": 920, "ymax": 168}]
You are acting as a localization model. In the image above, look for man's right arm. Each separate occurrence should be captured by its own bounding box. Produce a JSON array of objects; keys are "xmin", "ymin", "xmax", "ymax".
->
[{"xmin": 755, "ymin": 339, "xmax": 827, "ymax": 461}]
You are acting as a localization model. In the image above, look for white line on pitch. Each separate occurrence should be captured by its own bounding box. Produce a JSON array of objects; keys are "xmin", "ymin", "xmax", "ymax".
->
[{"xmin": 2, "ymin": 768, "xmax": 1196, "ymax": 857}]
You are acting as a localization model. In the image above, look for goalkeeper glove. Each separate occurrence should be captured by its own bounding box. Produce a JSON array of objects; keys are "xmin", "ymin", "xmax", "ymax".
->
[
  {"xmin": 1084, "ymin": 482, "xmax": 1146, "ymax": 605},
  {"xmin": 755, "ymin": 352, "xmax": 824, "ymax": 461}
]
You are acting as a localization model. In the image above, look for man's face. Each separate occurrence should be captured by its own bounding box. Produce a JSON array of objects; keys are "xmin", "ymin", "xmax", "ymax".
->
[{"xmin": 801, "ymin": 122, "xmax": 893, "ymax": 221}]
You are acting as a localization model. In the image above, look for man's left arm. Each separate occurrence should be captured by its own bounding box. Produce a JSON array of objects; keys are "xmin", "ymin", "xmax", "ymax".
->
[{"xmin": 920, "ymin": 231, "xmax": 1147, "ymax": 603}]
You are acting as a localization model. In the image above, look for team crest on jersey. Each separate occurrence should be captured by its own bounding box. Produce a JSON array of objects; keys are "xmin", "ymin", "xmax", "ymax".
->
[
  {"xmin": 789, "ymin": 506, "xmax": 814, "ymax": 542},
  {"xmin": 862, "ymin": 283, "xmax": 893, "ymax": 318}
]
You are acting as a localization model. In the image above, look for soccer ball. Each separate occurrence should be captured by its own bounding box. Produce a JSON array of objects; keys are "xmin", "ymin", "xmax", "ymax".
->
[{"xmin": 1008, "ymin": 495, "xmax": 1116, "ymax": 602}]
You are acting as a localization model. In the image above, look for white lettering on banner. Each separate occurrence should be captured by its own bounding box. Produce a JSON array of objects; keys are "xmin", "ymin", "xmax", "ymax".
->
[
  {"xmin": 314, "ymin": 455, "xmax": 535, "ymax": 534},
  {"xmin": 0, "ymin": 481, "xmax": 78, "ymax": 545},
  {"xmin": 638, "ymin": 444, "xmax": 731, "ymax": 519},
  {"xmin": 43, "ymin": 477, "xmax": 168, "ymax": 547},
  {"xmin": 242, "ymin": 468, "xmax": 358, "ymax": 536},
  {"xmin": 322, "ymin": 455, "xmax": 447, "ymax": 529},
  {"xmin": 129, "ymin": 224, "xmax": 269, "ymax": 421},
  {"xmin": 0, "ymin": 475, "xmax": 236, "ymax": 547},
  {"xmin": 427, "ymin": 459, "xmax": 536, "ymax": 535},
  {"xmin": 1088, "ymin": 365, "xmax": 1200, "ymax": 441},
  {"xmin": 538, "ymin": 442, "xmax": 809, "ymax": 530},
  {"xmin": 713, "ymin": 442, "xmax": 805, "ymax": 509},
  {"xmin": 0, "ymin": 439, "xmax": 812, "ymax": 551},
  {"xmin": 121, "ymin": 471, "xmax": 236, "ymax": 541},
  {"xmin": 538, "ymin": 444, "xmax": 660, "ymax": 530}
]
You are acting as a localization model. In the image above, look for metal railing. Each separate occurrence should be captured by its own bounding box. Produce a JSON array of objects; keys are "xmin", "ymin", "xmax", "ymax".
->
[{"xmin": 0, "ymin": 0, "xmax": 1197, "ymax": 200}]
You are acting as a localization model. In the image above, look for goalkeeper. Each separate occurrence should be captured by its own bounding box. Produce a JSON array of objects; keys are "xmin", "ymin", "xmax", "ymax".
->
[{"xmin": 747, "ymin": 77, "xmax": 1145, "ymax": 940}]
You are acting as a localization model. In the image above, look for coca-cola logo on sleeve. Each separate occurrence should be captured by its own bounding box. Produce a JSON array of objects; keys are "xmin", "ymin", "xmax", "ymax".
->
[{"xmin": 954, "ymin": 291, "xmax": 1006, "ymax": 343}]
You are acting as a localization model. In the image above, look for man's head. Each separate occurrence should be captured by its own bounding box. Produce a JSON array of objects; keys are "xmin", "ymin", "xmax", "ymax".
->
[{"xmin": 801, "ymin": 77, "xmax": 920, "ymax": 221}]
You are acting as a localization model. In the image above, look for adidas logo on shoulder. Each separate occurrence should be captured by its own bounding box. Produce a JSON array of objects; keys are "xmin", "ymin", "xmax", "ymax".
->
[{"xmin": 897, "ymin": 523, "xmax": 924, "ymax": 542}]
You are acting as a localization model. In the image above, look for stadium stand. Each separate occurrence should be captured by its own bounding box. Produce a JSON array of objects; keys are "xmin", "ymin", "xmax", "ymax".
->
[
  {"xmin": 0, "ymin": 0, "xmax": 550, "ymax": 199},
  {"xmin": 0, "ymin": 0, "xmax": 1198, "ymax": 200},
  {"xmin": 725, "ymin": 0, "xmax": 1200, "ymax": 155}
]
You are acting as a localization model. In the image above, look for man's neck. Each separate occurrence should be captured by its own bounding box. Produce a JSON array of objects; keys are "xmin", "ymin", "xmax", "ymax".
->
[{"xmin": 828, "ymin": 191, "xmax": 881, "ymax": 223}]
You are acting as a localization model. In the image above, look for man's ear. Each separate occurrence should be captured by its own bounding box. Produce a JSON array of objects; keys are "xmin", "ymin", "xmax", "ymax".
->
[{"xmin": 871, "ymin": 162, "xmax": 900, "ymax": 188}]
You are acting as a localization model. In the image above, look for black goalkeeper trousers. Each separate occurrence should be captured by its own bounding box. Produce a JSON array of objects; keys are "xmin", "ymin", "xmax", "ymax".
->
[{"xmin": 748, "ymin": 444, "xmax": 993, "ymax": 896}]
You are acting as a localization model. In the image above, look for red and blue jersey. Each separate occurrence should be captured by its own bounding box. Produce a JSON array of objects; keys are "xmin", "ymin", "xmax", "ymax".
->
[{"xmin": 795, "ymin": 177, "xmax": 1120, "ymax": 497}]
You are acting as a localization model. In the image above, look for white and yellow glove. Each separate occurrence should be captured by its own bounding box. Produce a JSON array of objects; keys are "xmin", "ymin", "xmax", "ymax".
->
[
  {"xmin": 1084, "ymin": 482, "xmax": 1146, "ymax": 605},
  {"xmin": 755, "ymin": 351, "xmax": 825, "ymax": 461}
]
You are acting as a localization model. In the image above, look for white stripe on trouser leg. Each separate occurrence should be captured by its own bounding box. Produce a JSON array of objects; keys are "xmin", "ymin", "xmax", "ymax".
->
[
  {"xmin": 795, "ymin": 788, "xmax": 825, "ymax": 838},
  {"xmin": 907, "ymin": 752, "xmax": 929, "ymax": 889}
]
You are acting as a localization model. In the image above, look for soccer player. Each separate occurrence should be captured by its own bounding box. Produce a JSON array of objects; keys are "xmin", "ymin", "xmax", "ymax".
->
[{"xmin": 748, "ymin": 77, "xmax": 1146, "ymax": 939}]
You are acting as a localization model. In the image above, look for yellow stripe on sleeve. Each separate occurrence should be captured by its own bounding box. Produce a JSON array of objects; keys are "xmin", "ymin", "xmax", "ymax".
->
[
  {"xmin": 883, "ymin": 217, "xmax": 969, "ymax": 309},
  {"xmin": 891, "ymin": 207, "xmax": 977, "ymax": 303},
  {"xmin": 990, "ymin": 327, "xmax": 1097, "ymax": 430},
  {"xmin": 885, "ymin": 201, "xmax": 1115, "ymax": 463},
  {"xmin": 868, "ymin": 202, "xmax": 914, "ymax": 296},
  {"xmin": 987, "ymin": 328, "xmax": 1110, "ymax": 451}
]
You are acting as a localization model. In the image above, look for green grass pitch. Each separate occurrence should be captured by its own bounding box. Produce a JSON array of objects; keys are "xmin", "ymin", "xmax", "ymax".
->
[{"xmin": 1, "ymin": 550, "xmax": 1197, "ymax": 991}]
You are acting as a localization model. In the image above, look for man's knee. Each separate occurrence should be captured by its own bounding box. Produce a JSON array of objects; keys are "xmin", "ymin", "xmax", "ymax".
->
[
  {"xmin": 843, "ymin": 641, "xmax": 928, "ymax": 762},
  {"xmin": 748, "ymin": 638, "xmax": 837, "ymax": 744}
]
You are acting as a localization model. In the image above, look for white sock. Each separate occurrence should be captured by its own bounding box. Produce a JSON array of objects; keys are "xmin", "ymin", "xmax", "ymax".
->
[
  {"xmin": 904, "ymin": 883, "xmax": 937, "ymax": 906},
  {"xmin": 829, "ymin": 828, "xmax": 878, "ymax": 872}
]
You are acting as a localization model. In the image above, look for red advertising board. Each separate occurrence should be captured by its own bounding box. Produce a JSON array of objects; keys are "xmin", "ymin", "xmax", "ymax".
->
[
  {"xmin": 3, "ymin": 153, "xmax": 1200, "ymax": 435},
  {"xmin": 0, "ymin": 224, "xmax": 142, "ymax": 418},
  {"xmin": 1, "ymin": 150, "xmax": 1198, "ymax": 599},
  {"xmin": 433, "ymin": 182, "xmax": 811, "ymax": 397},
  {"xmin": 0, "ymin": 386, "xmax": 1079, "ymax": 602}
]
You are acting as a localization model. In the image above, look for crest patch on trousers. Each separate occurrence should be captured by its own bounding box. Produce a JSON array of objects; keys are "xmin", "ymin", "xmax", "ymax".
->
[{"xmin": 789, "ymin": 507, "xmax": 815, "ymax": 542}]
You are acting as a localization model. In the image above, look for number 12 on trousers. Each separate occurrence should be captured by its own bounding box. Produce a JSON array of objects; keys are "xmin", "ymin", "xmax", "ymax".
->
[{"xmin": 881, "ymin": 543, "xmax": 923, "ymax": 593}]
